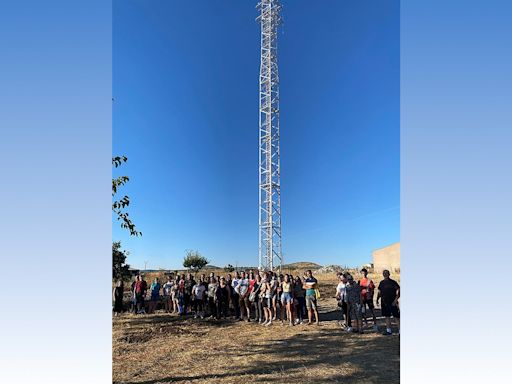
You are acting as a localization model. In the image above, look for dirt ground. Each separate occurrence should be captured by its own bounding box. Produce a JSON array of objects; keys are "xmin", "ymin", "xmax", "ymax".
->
[{"xmin": 113, "ymin": 276, "xmax": 400, "ymax": 384}]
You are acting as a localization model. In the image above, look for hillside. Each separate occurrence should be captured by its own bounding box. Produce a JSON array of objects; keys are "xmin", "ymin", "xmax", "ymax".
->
[{"xmin": 282, "ymin": 261, "xmax": 323, "ymax": 270}]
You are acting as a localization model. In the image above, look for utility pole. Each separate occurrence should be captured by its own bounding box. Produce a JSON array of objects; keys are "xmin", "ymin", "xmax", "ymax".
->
[
  {"xmin": 257, "ymin": 0, "xmax": 283, "ymax": 271},
  {"xmin": 144, "ymin": 260, "xmax": 148, "ymax": 271}
]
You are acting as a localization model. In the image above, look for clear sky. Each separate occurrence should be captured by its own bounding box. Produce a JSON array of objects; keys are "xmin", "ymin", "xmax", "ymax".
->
[{"xmin": 113, "ymin": 0, "xmax": 399, "ymax": 270}]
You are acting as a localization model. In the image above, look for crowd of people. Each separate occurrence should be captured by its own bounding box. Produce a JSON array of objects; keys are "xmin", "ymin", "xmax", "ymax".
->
[
  {"xmin": 113, "ymin": 268, "xmax": 400, "ymax": 335},
  {"xmin": 335, "ymin": 268, "xmax": 400, "ymax": 335}
]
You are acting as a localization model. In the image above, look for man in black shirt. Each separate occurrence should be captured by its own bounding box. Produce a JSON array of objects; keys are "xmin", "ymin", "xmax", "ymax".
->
[{"xmin": 376, "ymin": 270, "xmax": 400, "ymax": 336}]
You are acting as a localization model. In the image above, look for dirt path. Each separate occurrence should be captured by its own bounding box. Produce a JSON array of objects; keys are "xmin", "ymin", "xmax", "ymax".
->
[{"xmin": 113, "ymin": 295, "xmax": 399, "ymax": 384}]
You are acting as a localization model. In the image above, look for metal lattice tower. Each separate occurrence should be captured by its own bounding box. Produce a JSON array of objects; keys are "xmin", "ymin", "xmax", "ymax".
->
[{"xmin": 257, "ymin": 0, "xmax": 282, "ymax": 271}]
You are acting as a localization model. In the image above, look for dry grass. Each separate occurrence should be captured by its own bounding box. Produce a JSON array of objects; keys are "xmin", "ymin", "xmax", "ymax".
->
[{"xmin": 113, "ymin": 273, "xmax": 400, "ymax": 384}]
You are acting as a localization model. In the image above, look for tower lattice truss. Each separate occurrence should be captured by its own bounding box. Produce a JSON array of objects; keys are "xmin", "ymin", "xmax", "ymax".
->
[{"xmin": 257, "ymin": 0, "xmax": 282, "ymax": 271}]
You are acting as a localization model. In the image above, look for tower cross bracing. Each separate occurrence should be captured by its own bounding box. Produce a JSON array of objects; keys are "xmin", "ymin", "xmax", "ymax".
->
[{"xmin": 257, "ymin": 0, "xmax": 282, "ymax": 271}]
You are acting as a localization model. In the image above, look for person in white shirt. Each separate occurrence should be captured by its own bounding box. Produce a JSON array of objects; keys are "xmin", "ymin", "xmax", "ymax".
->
[
  {"xmin": 192, "ymin": 281, "xmax": 206, "ymax": 319},
  {"xmin": 163, "ymin": 277, "xmax": 174, "ymax": 313},
  {"xmin": 207, "ymin": 277, "xmax": 218, "ymax": 318},
  {"xmin": 235, "ymin": 271, "xmax": 251, "ymax": 321},
  {"xmin": 230, "ymin": 272, "xmax": 241, "ymax": 319},
  {"xmin": 335, "ymin": 273, "xmax": 351, "ymax": 329}
]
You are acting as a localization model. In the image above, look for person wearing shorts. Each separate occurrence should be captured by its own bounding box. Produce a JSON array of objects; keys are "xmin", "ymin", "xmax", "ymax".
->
[
  {"xmin": 359, "ymin": 268, "xmax": 378, "ymax": 331},
  {"xmin": 377, "ymin": 269, "xmax": 400, "ymax": 336},
  {"xmin": 303, "ymin": 270, "xmax": 319, "ymax": 325},
  {"xmin": 236, "ymin": 271, "xmax": 251, "ymax": 321},
  {"xmin": 259, "ymin": 272, "xmax": 271, "ymax": 326},
  {"xmin": 281, "ymin": 274, "xmax": 295, "ymax": 326}
]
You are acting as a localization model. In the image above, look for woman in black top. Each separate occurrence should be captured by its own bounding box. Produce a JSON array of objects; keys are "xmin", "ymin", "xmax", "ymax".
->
[
  {"xmin": 113, "ymin": 280, "xmax": 124, "ymax": 316},
  {"xmin": 215, "ymin": 277, "xmax": 231, "ymax": 319},
  {"xmin": 252, "ymin": 275, "xmax": 263, "ymax": 323}
]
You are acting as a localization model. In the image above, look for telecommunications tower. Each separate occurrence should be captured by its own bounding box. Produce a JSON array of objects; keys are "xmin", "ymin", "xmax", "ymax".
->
[{"xmin": 257, "ymin": 0, "xmax": 282, "ymax": 271}]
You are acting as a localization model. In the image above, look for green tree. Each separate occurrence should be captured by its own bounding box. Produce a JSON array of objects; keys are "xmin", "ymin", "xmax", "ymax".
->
[
  {"xmin": 112, "ymin": 156, "xmax": 141, "ymax": 237},
  {"xmin": 113, "ymin": 241, "xmax": 131, "ymax": 281},
  {"xmin": 223, "ymin": 264, "xmax": 235, "ymax": 273},
  {"xmin": 183, "ymin": 250, "xmax": 209, "ymax": 274}
]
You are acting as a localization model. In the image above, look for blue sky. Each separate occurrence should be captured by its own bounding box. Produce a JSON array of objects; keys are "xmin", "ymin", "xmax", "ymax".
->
[{"xmin": 113, "ymin": 0, "xmax": 399, "ymax": 270}]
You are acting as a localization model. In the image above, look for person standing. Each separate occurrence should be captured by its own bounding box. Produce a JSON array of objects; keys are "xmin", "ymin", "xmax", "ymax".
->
[
  {"xmin": 236, "ymin": 271, "xmax": 251, "ymax": 321},
  {"xmin": 251, "ymin": 274, "xmax": 263, "ymax": 323},
  {"xmin": 134, "ymin": 275, "xmax": 147, "ymax": 314},
  {"xmin": 113, "ymin": 280, "xmax": 124, "ymax": 316},
  {"xmin": 276, "ymin": 274, "xmax": 285, "ymax": 322},
  {"xmin": 335, "ymin": 273, "xmax": 347, "ymax": 328},
  {"xmin": 191, "ymin": 279, "xmax": 206, "ymax": 319},
  {"xmin": 149, "ymin": 278, "xmax": 161, "ymax": 314},
  {"xmin": 248, "ymin": 271, "xmax": 256, "ymax": 319},
  {"xmin": 215, "ymin": 277, "xmax": 231, "ymax": 319},
  {"xmin": 184, "ymin": 273, "xmax": 196, "ymax": 315},
  {"xmin": 177, "ymin": 275, "xmax": 186, "ymax": 315},
  {"xmin": 130, "ymin": 277, "xmax": 137, "ymax": 314},
  {"xmin": 230, "ymin": 272, "xmax": 241, "ymax": 320},
  {"xmin": 345, "ymin": 274, "xmax": 363, "ymax": 333},
  {"xmin": 261, "ymin": 272, "xmax": 273, "ymax": 326},
  {"xmin": 163, "ymin": 276, "xmax": 174, "ymax": 313},
  {"xmin": 376, "ymin": 269, "xmax": 400, "ymax": 336},
  {"xmin": 358, "ymin": 268, "xmax": 378, "ymax": 331},
  {"xmin": 303, "ymin": 270, "xmax": 319, "ymax": 325},
  {"xmin": 336, "ymin": 273, "xmax": 352, "ymax": 330},
  {"xmin": 207, "ymin": 277, "xmax": 218, "ymax": 318},
  {"xmin": 200, "ymin": 275, "xmax": 209, "ymax": 313},
  {"xmin": 293, "ymin": 276, "xmax": 306, "ymax": 324},
  {"xmin": 171, "ymin": 276, "xmax": 180, "ymax": 314},
  {"xmin": 281, "ymin": 274, "xmax": 294, "ymax": 326},
  {"xmin": 270, "ymin": 273, "xmax": 278, "ymax": 321}
]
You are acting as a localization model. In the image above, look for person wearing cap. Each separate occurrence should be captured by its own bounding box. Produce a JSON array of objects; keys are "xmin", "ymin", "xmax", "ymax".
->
[
  {"xmin": 358, "ymin": 268, "xmax": 378, "ymax": 332},
  {"xmin": 376, "ymin": 269, "xmax": 400, "ymax": 336},
  {"xmin": 345, "ymin": 274, "xmax": 363, "ymax": 333}
]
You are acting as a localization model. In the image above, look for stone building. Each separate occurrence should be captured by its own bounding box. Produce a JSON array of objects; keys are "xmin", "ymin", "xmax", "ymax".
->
[{"xmin": 372, "ymin": 242, "xmax": 400, "ymax": 272}]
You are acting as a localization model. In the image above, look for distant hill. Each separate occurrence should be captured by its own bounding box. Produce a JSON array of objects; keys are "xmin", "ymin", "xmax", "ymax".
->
[{"xmin": 282, "ymin": 262, "xmax": 323, "ymax": 270}]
